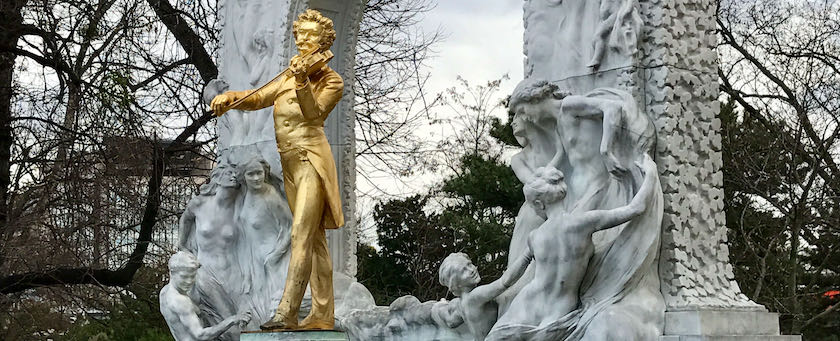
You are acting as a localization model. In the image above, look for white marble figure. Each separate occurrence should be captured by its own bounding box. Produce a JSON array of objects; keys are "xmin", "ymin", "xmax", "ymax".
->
[
  {"xmin": 432, "ymin": 253, "xmax": 522, "ymax": 341},
  {"xmin": 179, "ymin": 162, "xmax": 244, "ymax": 341},
  {"xmin": 234, "ymin": 157, "xmax": 293, "ymax": 328},
  {"xmin": 486, "ymin": 156, "xmax": 657, "ymax": 340},
  {"xmin": 497, "ymin": 79, "xmax": 568, "ymax": 312},
  {"xmin": 160, "ymin": 251, "xmax": 252, "ymax": 341},
  {"xmin": 523, "ymin": 0, "xmax": 641, "ymax": 92},
  {"xmin": 501, "ymin": 80, "xmax": 664, "ymax": 340}
]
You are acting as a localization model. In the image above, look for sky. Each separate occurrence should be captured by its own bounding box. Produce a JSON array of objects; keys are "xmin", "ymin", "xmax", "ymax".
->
[
  {"xmin": 354, "ymin": 0, "xmax": 525, "ymax": 241},
  {"xmin": 419, "ymin": 0, "xmax": 524, "ymax": 100}
]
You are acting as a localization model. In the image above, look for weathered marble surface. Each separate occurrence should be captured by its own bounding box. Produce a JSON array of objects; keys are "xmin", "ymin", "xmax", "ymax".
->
[
  {"xmin": 241, "ymin": 330, "xmax": 349, "ymax": 341},
  {"xmin": 339, "ymin": 83, "xmax": 664, "ymax": 341}
]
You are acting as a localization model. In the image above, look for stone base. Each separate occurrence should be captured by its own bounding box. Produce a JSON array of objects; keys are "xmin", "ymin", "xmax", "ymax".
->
[
  {"xmin": 662, "ymin": 310, "xmax": 800, "ymax": 341},
  {"xmin": 241, "ymin": 330, "xmax": 349, "ymax": 341},
  {"xmin": 661, "ymin": 337, "xmax": 801, "ymax": 341}
]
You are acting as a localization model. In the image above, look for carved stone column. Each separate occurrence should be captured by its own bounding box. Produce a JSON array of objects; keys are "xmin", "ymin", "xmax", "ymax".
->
[
  {"xmin": 638, "ymin": 0, "xmax": 796, "ymax": 339},
  {"xmin": 521, "ymin": 0, "xmax": 800, "ymax": 338}
]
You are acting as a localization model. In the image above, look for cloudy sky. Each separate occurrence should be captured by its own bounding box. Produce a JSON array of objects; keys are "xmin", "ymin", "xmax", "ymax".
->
[
  {"xmin": 355, "ymin": 1, "xmax": 525, "ymax": 239},
  {"xmin": 419, "ymin": 0, "xmax": 524, "ymax": 98}
]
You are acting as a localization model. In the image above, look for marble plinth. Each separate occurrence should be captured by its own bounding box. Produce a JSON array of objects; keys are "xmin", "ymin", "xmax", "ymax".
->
[
  {"xmin": 241, "ymin": 330, "xmax": 349, "ymax": 341},
  {"xmin": 661, "ymin": 310, "xmax": 801, "ymax": 341}
]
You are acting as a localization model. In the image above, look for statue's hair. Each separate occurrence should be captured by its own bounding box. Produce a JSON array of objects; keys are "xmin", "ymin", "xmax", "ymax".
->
[
  {"xmin": 168, "ymin": 251, "xmax": 200, "ymax": 273},
  {"xmin": 439, "ymin": 252, "xmax": 474, "ymax": 291},
  {"xmin": 293, "ymin": 9, "xmax": 337, "ymax": 51},
  {"xmin": 509, "ymin": 78, "xmax": 570, "ymax": 112},
  {"xmin": 523, "ymin": 167, "xmax": 567, "ymax": 212},
  {"xmin": 238, "ymin": 157, "xmax": 271, "ymax": 182}
]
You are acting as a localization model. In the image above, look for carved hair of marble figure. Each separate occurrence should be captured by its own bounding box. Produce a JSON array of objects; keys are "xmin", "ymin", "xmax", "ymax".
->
[
  {"xmin": 508, "ymin": 79, "xmax": 569, "ymax": 112},
  {"xmin": 439, "ymin": 252, "xmax": 480, "ymax": 293},
  {"xmin": 292, "ymin": 9, "xmax": 336, "ymax": 51},
  {"xmin": 169, "ymin": 250, "xmax": 201, "ymax": 273},
  {"xmin": 523, "ymin": 167, "xmax": 567, "ymax": 216}
]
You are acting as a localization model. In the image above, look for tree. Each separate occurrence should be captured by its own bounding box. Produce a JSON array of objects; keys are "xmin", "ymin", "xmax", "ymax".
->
[
  {"xmin": 0, "ymin": 0, "xmax": 443, "ymax": 337},
  {"xmin": 358, "ymin": 77, "xmax": 524, "ymax": 303},
  {"xmin": 354, "ymin": 0, "xmax": 442, "ymax": 190},
  {"xmin": 718, "ymin": 0, "xmax": 840, "ymax": 336}
]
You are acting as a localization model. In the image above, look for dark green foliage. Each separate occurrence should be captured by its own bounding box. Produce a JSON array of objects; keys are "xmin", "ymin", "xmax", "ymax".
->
[
  {"xmin": 358, "ymin": 117, "xmax": 524, "ymax": 303},
  {"xmin": 721, "ymin": 101, "xmax": 840, "ymax": 339},
  {"xmin": 358, "ymin": 195, "xmax": 451, "ymax": 304}
]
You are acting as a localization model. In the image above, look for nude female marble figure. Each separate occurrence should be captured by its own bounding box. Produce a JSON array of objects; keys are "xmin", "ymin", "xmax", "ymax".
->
[
  {"xmin": 496, "ymin": 79, "xmax": 567, "ymax": 312},
  {"xmin": 234, "ymin": 157, "xmax": 293, "ymax": 327},
  {"xmin": 485, "ymin": 154, "xmax": 658, "ymax": 341},
  {"xmin": 179, "ymin": 162, "xmax": 244, "ymax": 341}
]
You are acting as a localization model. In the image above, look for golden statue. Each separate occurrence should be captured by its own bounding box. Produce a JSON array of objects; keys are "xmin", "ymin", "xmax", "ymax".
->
[{"xmin": 210, "ymin": 9, "xmax": 344, "ymax": 331}]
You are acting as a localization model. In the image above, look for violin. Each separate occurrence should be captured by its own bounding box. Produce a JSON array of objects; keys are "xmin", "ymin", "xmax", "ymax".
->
[{"xmin": 210, "ymin": 50, "xmax": 334, "ymax": 116}]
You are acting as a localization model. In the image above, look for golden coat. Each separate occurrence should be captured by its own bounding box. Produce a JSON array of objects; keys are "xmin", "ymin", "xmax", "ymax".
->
[{"xmin": 229, "ymin": 66, "xmax": 344, "ymax": 229}]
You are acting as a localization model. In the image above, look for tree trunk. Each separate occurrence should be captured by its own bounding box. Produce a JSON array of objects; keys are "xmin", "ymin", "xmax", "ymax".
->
[{"xmin": 0, "ymin": 0, "xmax": 29, "ymax": 270}]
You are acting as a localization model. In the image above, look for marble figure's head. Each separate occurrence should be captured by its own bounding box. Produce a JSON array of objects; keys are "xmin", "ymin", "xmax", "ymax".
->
[
  {"xmin": 509, "ymin": 79, "xmax": 569, "ymax": 146},
  {"xmin": 293, "ymin": 9, "xmax": 336, "ymax": 55},
  {"xmin": 439, "ymin": 252, "xmax": 480, "ymax": 295},
  {"xmin": 168, "ymin": 251, "xmax": 200, "ymax": 293},
  {"xmin": 199, "ymin": 162, "xmax": 238, "ymax": 196},
  {"xmin": 239, "ymin": 157, "xmax": 271, "ymax": 191},
  {"xmin": 509, "ymin": 78, "xmax": 569, "ymax": 114},
  {"xmin": 524, "ymin": 167, "xmax": 567, "ymax": 218}
]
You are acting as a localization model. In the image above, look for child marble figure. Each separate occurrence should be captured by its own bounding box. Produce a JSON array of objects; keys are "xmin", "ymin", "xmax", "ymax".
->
[{"xmin": 432, "ymin": 253, "xmax": 528, "ymax": 341}]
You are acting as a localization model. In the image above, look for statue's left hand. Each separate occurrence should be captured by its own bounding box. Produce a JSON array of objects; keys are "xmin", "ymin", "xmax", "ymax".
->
[{"xmin": 290, "ymin": 55, "xmax": 307, "ymax": 83}]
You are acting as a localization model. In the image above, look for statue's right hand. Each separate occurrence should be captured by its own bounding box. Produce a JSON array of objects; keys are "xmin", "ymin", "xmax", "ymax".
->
[{"xmin": 210, "ymin": 93, "xmax": 235, "ymax": 116}]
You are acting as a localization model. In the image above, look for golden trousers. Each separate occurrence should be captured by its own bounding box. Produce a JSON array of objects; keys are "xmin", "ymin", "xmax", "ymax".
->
[{"xmin": 275, "ymin": 149, "xmax": 335, "ymax": 323}]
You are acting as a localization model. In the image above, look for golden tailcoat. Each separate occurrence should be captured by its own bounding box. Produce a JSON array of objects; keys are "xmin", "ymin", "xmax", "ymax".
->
[{"xmin": 229, "ymin": 66, "xmax": 345, "ymax": 229}]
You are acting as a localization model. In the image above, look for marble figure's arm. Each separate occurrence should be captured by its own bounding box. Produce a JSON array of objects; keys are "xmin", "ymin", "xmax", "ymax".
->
[
  {"xmin": 511, "ymin": 152, "xmax": 534, "ymax": 184},
  {"xmin": 577, "ymin": 154, "xmax": 657, "ymax": 232},
  {"xmin": 431, "ymin": 299, "xmax": 464, "ymax": 329},
  {"xmin": 473, "ymin": 247, "xmax": 534, "ymax": 300},
  {"xmin": 562, "ymin": 95, "xmax": 628, "ymax": 175},
  {"xmin": 178, "ymin": 201, "xmax": 197, "ymax": 252},
  {"xmin": 172, "ymin": 300, "xmax": 250, "ymax": 341}
]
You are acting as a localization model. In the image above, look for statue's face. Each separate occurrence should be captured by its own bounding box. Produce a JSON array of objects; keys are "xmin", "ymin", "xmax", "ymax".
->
[
  {"xmin": 218, "ymin": 166, "xmax": 238, "ymax": 188},
  {"xmin": 243, "ymin": 162, "xmax": 266, "ymax": 190},
  {"xmin": 171, "ymin": 267, "xmax": 197, "ymax": 293},
  {"xmin": 295, "ymin": 20, "xmax": 323, "ymax": 55},
  {"xmin": 455, "ymin": 260, "xmax": 480, "ymax": 289}
]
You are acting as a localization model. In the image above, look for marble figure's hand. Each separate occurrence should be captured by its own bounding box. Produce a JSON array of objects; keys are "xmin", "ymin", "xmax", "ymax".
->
[
  {"xmin": 210, "ymin": 93, "xmax": 234, "ymax": 116},
  {"xmin": 635, "ymin": 154, "xmax": 657, "ymax": 175},
  {"xmin": 236, "ymin": 312, "xmax": 252, "ymax": 327},
  {"xmin": 604, "ymin": 151, "xmax": 628, "ymax": 178}
]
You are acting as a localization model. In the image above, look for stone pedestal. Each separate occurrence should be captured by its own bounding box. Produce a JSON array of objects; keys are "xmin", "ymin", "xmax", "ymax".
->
[
  {"xmin": 660, "ymin": 310, "xmax": 800, "ymax": 340},
  {"xmin": 241, "ymin": 330, "xmax": 349, "ymax": 341}
]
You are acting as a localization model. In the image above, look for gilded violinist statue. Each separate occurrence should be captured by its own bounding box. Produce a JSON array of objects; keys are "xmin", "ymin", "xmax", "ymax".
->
[{"xmin": 210, "ymin": 9, "xmax": 344, "ymax": 331}]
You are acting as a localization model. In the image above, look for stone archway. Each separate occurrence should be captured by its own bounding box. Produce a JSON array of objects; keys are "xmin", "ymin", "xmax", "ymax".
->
[{"xmin": 216, "ymin": 0, "xmax": 365, "ymax": 277}]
